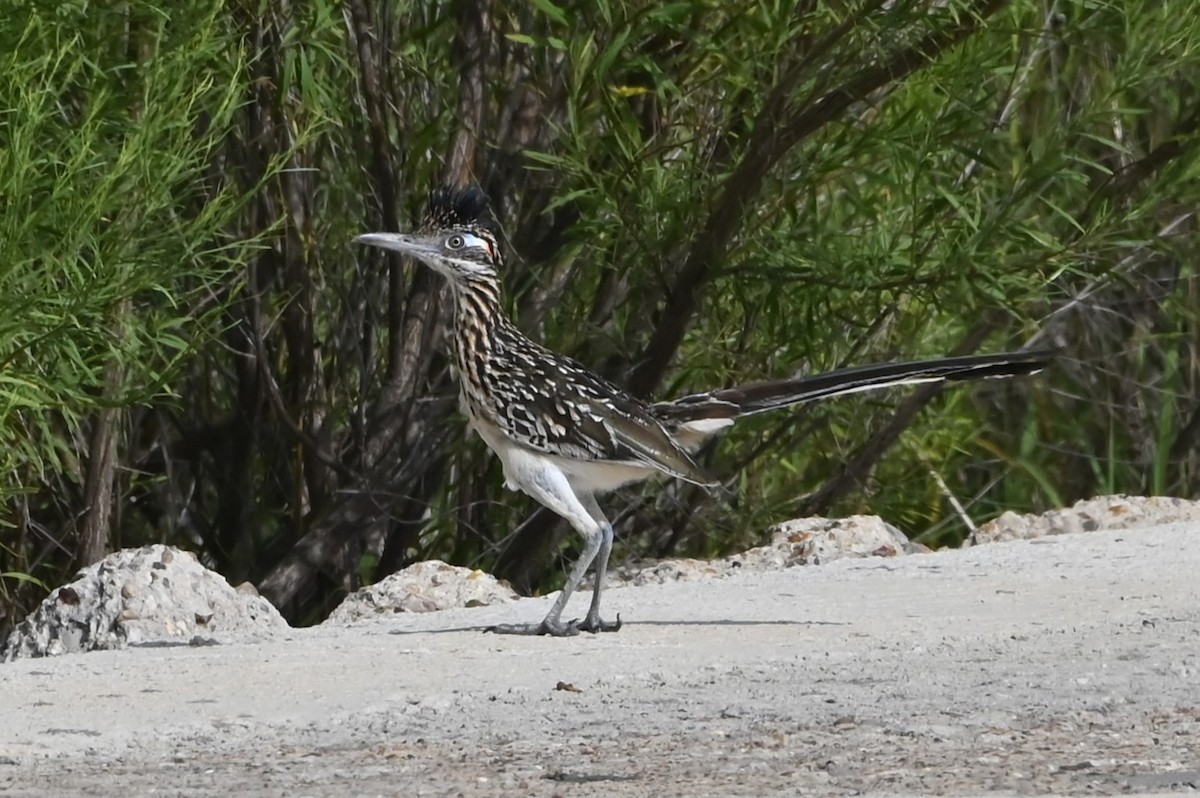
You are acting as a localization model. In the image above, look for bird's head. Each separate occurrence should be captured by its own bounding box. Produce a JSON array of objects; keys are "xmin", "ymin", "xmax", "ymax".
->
[{"xmin": 354, "ymin": 184, "xmax": 501, "ymax": 284}]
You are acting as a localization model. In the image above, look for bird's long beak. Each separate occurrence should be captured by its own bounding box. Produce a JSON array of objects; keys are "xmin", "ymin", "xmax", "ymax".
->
[{"xmin": 353, "ymin": 232, "xmax": 439, "ymax": 261}]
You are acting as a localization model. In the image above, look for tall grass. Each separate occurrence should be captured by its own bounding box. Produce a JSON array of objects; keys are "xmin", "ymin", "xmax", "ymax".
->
[{"xmin": 0, "ymin": 1, "xmax": 278, "ymax": 609}]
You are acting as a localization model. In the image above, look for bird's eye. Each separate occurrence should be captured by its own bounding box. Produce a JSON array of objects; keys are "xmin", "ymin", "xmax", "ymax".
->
[{"xmin": 446, "ymin": 234, "xmax": 465, "ymax": 250}]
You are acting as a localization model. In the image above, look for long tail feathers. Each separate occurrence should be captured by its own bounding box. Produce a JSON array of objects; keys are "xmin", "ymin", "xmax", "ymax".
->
[{"xmin": 654, "ymin": 349, "xmax": 1054, "ymax": 429}]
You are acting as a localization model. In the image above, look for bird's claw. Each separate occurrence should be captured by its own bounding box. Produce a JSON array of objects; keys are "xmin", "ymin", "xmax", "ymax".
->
[{"xmin": 572, "ymin": 613, "xmax": 622, "ymax": 634}]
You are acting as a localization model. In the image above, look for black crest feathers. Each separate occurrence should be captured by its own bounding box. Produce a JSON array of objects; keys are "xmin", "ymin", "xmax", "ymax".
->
[{"xmin": 422, "ymin": 184, "xmax": 491, "ymax": 232}]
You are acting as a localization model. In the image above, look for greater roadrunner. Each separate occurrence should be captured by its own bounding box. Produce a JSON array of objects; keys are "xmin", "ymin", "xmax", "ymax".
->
[{"xmin": 355, "ymin": 185, "xmax": 1051, "ymax": 637}]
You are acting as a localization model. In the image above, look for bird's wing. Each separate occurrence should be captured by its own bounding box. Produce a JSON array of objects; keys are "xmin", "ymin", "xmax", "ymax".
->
[{"xmin": 489, "ymin": 343, "xmax": 717, "ymax": 487}]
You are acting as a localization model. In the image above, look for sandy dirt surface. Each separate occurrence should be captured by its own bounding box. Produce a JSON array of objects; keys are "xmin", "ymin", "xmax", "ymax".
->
[{"xmin": 1, "ymin": 523, "xmax": 1198, "ymax": 797}]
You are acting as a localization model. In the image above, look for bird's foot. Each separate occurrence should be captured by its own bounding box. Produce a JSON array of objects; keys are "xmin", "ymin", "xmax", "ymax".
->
[
  {"xmin": 573, "ymin": 613, "xmax": 622, "ymax": 634},
  {"xmin": 485, "ymin": 613, "xmax": 622, "ymax": 636},
  {"xmin": 486, "ymin": 616, "xmax": 579, "ymax": 637}
]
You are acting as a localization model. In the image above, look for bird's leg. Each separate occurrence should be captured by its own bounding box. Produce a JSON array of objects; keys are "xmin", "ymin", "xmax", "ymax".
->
[
  {"xmin": 575, "ymin": 494, "xmax": 621, "ymax": 633},
  {"xmin": 487, "ymin": 458, "xmax": 611, "ymax": 637},
  {"xmin": 577, "ymin": 521, "xmax": 620, "ymax": 633},
  {"xmin": 489, "ymin": 523, "xmax": 604, "ymax": 636}
]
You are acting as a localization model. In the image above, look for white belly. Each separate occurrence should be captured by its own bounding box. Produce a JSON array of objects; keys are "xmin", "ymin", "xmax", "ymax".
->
[
  {"xmin": 553, "ymin": 455, "xmax": 658, "ymax": 494},
  {"xmin": 469, "ymin": 415, "xmax": 658, "ymax": 496}
]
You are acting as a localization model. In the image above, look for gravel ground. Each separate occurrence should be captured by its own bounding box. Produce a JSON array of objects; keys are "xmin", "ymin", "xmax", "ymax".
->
[{"xmin": 1, "ymin": 522, "xmax": 1198, "ymax": 797}]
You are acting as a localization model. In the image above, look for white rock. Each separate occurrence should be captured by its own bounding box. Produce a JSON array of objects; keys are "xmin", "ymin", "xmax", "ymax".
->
[
  {"xmin": 605, "ymin": 515, "xmax": 919, "ymax": 587},
  {"xmin": 2, "ymin": 545, "xmax": 287, "ymax": 661},
  {"xmin": 735, "ymin": 514, "xmax": 920, "ymax": 568},
  {"xmin": 324, "ymin": 560, "xmax": 517, "ymax": 625},
  {"xmin": 968, "ymin": 495, "xmax": 1200, "ymax": 546}
]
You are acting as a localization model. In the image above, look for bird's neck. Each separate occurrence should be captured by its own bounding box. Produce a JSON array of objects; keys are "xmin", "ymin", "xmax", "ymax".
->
[
  {"xmin": 448, "ymin": 278, "xmax": 511, "ymax": 385},
  {"xmin": 449, "ymin": 277, "xmax": 508, "ymax": 334}
]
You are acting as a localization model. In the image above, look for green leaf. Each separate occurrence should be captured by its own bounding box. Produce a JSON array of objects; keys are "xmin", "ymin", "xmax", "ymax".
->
[
  {"xmin": 1, "ymin": 571, "xmax": 49, "ymax": 590},
  {"xmin": 529, "ymin": 0, "xmax": 568, "ymax": 25}
]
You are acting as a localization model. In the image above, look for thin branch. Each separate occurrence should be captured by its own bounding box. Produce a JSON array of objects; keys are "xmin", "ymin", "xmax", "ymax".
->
[{"xmin": 956, "ymin": 3, "xmax": 1063, "ymax": 187}]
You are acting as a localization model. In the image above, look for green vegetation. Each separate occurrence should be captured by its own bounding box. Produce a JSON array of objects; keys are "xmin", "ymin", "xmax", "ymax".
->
[{"xmin": 2, "ymin": 0, "xmax": 1198, "ymax": 628}]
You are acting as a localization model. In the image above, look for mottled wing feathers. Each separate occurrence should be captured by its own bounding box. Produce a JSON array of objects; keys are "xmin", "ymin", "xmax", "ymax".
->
[
  {"xmin": 484, "ymin": 334, "xmax": 717, "ymax": 486},
  {"xmin": 594, "ymin": 401, "xmax": 716, "ymax": 486}
]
